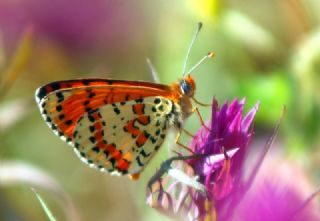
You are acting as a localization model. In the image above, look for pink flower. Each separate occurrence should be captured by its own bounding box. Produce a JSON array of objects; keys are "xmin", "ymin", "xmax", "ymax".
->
[{"xmin": 147, "ymin": 98, "xmax": 320, "ymax": 221}]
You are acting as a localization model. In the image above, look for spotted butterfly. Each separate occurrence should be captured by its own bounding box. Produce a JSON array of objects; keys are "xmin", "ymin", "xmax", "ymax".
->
[
  {"xmin": 35, "ymin": 74, "xmax": 201, "ymax": 179},
  {"xmin": 35, "ymin": 23, "xmax": 212, "ymax": 180}
]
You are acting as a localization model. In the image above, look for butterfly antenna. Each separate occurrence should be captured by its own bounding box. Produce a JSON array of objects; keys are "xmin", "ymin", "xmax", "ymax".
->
[
  {"xmin": 182, "ymin": 22, "xmax": 203, "ymax": 77},
  {"xmin": 186, "ymin": 52, "xmax": 215, "ymax": 75}
]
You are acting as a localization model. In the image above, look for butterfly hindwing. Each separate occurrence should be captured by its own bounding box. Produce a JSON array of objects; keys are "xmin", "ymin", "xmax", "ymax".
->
[{"xmin": 72, "ymin": 96, "xmax": 179, "ymax": 175}]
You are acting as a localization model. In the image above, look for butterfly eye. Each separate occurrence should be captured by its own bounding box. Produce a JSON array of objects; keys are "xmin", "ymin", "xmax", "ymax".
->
[{"xmin": 180, "ymin": 80, "xmax": 193, "ymax": 96}]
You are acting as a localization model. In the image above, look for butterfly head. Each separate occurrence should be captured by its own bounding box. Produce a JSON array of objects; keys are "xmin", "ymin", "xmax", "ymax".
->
[{"xmin": 180, "ymin": 74, "xmax": 196, "ymax": 97}]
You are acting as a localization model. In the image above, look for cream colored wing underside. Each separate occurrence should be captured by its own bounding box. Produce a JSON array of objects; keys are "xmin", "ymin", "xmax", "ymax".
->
[{"xmin": 72, "ymin": 96, "xmax": 179, "ymax": 175}]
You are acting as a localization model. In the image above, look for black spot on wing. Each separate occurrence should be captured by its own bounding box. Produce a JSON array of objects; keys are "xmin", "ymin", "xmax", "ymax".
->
[
  {"xmin": 150, "ymin": 137, "xmax": 157, "ymax": 144},
  {"xmin": 89, "ymin": 125, "xmax": 95, "ymax": 132},
  {"xmin": 65, "ymin": 120, "xmax": 73, "ymax": 126},
  {"xmin": 88, "ymin": 92, "xmax": 96, "ymax": 98},
  {"xmin": 154, "ymin": 98, "xmax": 161, "ymax": 104},
  {"xmin": 155, "ymin": 120, "xmax": 161, "ymax": 127},
  {"xmin": 89, "ymin": 136, "xmax": 96, "ymax": 143},
  {"xmin": 135, "ymin": 98, "xmax": 144, "ymax": 103},
  {"xmin": 45, "ymin": 117, "xmax": 52, "ymax": 123},
  {"xmin": 36, "ymin": 87, "xmax": 48, "ymax": 101},
  {"xmin": 103, "ymin": 150, "xmax": 109, "ymax": 158},
  {"xmin": 80, "ymin": 151, "xmax": 86, "ymax": 158},
  {"xmin": 136, "ymin": 156, "xmax": 144, "ymax": 167},
  {"xmin": 56, "ymin": 91, "xmax": 64, "ymax": 102},
  {"xmin": 140, "ymin": 149, "xmax": 151, "ymax": 158},
  {"xmin": 92, "ymin": 147, "xmax": 100, "ymax": 153},
  {"xmin": 74, "ymin": 142, "xmax": 80, "ymax": 149},
  {"xmin": 135, "ymin": 140, "xmax": 144, "ymax": 148},
  {"xmin": 82, "ymin": 79, "xmax": 91, "ymax": 85},
  {"xmin": 113, "ymin": 107, "xmax": 121, "ymax": 115},
  {"xmin": 109, "ymin": 157, "xmax": 116, "ymax": 167},
  {"xmin": 118, "ymin": 169, "xmax": 128, "ymax": 175},
  {"xmin": 50, "ymin": 82, "xmax": 62, "ymax": 91},
  {"xmin": 56, "ymin": 105, "xmax": 62, "ymax": 112}
]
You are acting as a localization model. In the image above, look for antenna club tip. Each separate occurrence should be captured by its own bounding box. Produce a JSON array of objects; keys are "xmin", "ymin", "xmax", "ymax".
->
[
  {"xmin": 197, "ymin": 22, "xmax": 203, "ymax": 31},
  {"xmin": 208, "ymin": 52, "xmax": 215, "ymax": 58}
]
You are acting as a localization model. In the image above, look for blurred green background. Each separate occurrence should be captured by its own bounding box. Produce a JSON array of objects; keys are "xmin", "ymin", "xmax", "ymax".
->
[{"xmin": 0, "ymin": 0, "xmax": 319, "ymax": 220}]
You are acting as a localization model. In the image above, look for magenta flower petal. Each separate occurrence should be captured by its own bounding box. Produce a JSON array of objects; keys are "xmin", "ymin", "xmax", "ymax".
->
[{"xmin": 203, "ymin": 148, "xmax": 239, "ymax": 174}]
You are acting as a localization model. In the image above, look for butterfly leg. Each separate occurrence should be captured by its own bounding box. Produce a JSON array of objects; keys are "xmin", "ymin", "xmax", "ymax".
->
[
  {"xmin": 175, "ymin": 111, "xmax": 209, "ymax": 153},
  {"xmin": 192, "ymin": 106, "xmax": 210, "ymax": 131},
  {"xmin": 182, "ymin": 128, "xmax": 195, "ymax": 138},
  {"xmin": 175, "ymin": 131, "xmax": 195, "ymax": 154}
]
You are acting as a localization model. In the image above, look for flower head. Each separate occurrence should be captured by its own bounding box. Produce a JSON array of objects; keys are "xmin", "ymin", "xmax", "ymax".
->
[
  {"xmin": 147, "ymin": 98, "xmax": 320, "ymax": 221},
  {"xmin": 189, "ymin": 98, "xmax": 258, "ymax": 199}
]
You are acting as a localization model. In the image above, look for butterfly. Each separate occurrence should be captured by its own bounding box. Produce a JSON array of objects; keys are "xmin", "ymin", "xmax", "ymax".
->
[{"xmin": 35, "ymin": 23, "xmax": 213, "ymax": 180}]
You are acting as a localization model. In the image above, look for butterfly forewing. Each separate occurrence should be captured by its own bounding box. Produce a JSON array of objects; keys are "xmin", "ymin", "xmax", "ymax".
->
[{"xmin": 35, "ymin": 79, "xmax": 177, "ymax": 142}]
